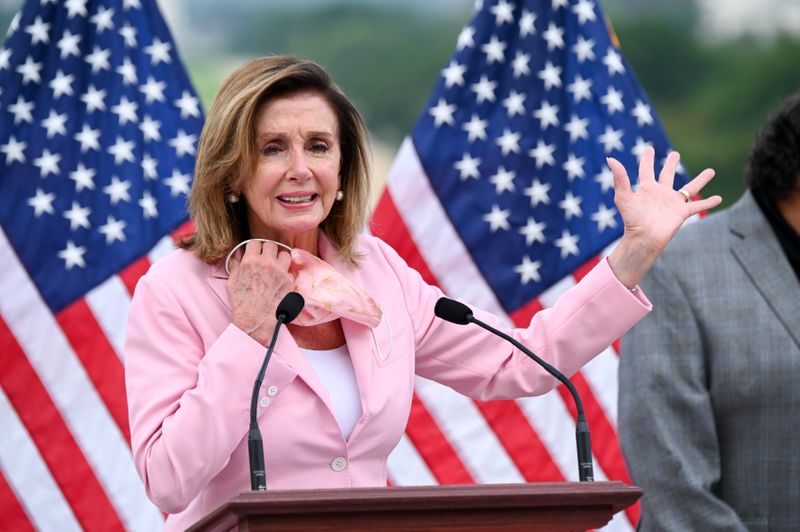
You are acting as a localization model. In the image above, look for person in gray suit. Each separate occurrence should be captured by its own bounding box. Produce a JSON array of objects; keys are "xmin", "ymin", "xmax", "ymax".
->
[{"xmin": 619, "ymin": 91, "xmax": 800, "ymax": 531}]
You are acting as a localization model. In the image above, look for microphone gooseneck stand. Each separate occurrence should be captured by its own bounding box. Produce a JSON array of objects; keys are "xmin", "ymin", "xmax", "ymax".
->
[
  {"xmin": 248, "ymin": 292, "xmax": 305, "ymax": 491},
  {"xmin": 434, "ymin": 297, "xmax": 594, "ymax": 482}
]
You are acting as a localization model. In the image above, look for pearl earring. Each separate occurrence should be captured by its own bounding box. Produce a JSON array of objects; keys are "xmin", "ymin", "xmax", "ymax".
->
[
  {"xmin": 227, "ymin": 192, "xmax": 240, "ymax": 204},
  {"xmin": 335, "ymin": 190, "xmax": 344, "ymax": 201}
]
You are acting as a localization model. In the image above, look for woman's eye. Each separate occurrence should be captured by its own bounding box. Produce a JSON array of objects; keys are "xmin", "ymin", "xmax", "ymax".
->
[
  {"xmin": 310, "ymin": 143, "xmax": 329, "ymax": 153},
  {"xmin": 262, "ymin": 145, "xmax": 280, "ymax": 155}
]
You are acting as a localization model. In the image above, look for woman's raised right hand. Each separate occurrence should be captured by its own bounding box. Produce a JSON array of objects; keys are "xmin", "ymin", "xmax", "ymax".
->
[{"xmin": 226, "ymin": 240, "xmax": 294, "ymax": 346}]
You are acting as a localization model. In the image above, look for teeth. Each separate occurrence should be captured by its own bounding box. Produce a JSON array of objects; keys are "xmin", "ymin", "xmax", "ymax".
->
[{"xmin": 278, "ymin": 195, "xmax": 314, "ymax": 204}]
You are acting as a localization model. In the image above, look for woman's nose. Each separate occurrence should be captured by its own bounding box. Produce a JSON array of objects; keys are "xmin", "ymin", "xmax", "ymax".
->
[{"xmin": 286, "ymin": 146, "xmax": 312, "ymax": 181}]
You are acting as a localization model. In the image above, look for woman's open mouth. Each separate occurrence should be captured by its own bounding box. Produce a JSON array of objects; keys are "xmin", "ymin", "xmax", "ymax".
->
[{"xmin": 276, "ymin": 193, "xmax": 317, "ymax": 206}]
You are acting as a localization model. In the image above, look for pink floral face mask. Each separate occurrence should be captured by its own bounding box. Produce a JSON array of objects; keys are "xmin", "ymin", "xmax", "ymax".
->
[{"xmin": 224, "ymin": 239, "xmax": 383, "ymax": 328}]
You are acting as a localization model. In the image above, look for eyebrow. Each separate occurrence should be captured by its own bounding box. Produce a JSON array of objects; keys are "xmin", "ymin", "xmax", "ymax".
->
[{"xmin": 257, "ymin": 130, "xmax": 336, "ymax": 142}]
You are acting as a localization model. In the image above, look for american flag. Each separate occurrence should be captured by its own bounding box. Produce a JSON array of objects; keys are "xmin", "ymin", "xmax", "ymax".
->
[
  {"xmin": 372, "ymin": 1, "xmax": 686, "ymax": 530},
  {"xmin": 0, "ymin": 0, "xmax": 201, "ymax": 529}
]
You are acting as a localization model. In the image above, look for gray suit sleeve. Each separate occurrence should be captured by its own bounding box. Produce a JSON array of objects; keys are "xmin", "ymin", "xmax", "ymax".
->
[{"xmin": 618, "ymin": 260, "xmax": 748, "ymax": 531}]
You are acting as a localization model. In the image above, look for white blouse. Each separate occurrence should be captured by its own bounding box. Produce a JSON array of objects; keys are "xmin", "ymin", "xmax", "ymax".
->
[{"xmin": 299, "ymin": 345, "xmax": 363, "ymax": 440}]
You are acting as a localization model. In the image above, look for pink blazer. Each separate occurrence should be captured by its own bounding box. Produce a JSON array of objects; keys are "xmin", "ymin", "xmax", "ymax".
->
[{"xmin": 124, "ymin": 234, "xmax": 650, "ymax": 530}]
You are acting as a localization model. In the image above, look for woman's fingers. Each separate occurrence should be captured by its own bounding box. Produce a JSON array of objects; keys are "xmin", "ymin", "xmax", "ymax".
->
[
  {"xmin": 638, "ymin": 146, "xmax": 656, "ymax": 184},
  {"xmin": 683, "ymin": 168, "xmax": 716, "ymax": 197},
  {"xmin": 659, "ymin": 151, "xmax": 680, "ymax": 189},
  {"xmin": 607, "ymin": 157, "xmax": 632, "ymax": 195},
  {"xmin": 688, "ymin": 195, "xmax": 723, "ymax": 215}
]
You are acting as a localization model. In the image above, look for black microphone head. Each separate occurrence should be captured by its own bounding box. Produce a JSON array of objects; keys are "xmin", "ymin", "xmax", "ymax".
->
[
  {"xmin": 276, "ymin": 292, "xmax": 304, "ymax": 323},
  {"xmin": 434, "ymin": 297, "xmax": 473, "ymax": 325}
]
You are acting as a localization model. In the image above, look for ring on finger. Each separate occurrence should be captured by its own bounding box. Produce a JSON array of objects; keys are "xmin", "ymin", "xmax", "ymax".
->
[{"xmin": 678, "ymin": 188, "xmax": 691, "ymax": 202}]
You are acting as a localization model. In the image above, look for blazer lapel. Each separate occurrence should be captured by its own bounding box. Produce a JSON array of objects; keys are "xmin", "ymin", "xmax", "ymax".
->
[
  {"xmin": 319, "ymin": 235, "xmax": 375, "ymax": 437},
  {"xmin": 729, "ymin": 191, "xmax": 800, "ymax": 348}
]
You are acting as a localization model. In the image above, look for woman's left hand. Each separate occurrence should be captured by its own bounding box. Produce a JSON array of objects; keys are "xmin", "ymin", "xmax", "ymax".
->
[{"xmin": 607, "ymin": 146, "xmax": 722, "ymax": 288}]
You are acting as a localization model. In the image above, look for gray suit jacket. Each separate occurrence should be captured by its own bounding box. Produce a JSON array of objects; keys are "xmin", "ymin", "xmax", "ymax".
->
[{"xmin": 619, "ymin": 191, "xmax": 800, "ymax": 531}]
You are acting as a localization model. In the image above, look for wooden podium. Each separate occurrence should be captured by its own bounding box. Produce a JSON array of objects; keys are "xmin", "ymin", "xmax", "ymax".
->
[{"xmin": 188, "ymin": 481, "xmax": 641, "ymax": 531}]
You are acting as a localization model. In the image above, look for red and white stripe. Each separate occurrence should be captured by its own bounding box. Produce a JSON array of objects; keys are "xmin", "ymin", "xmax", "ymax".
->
[
  {"xmin": 0, "ymin": 227, "xmax": 181, "ymax": 530},
  {"xmin": 379, "ymin": 138, "xmax": 638, "ymax": 530}
]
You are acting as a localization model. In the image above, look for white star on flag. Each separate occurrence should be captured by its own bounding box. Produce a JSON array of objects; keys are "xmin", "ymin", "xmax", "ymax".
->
[
  {"xmin": 25, "ymin": 16, "xmax": 51, "ymax": 44},
  {"xmin": 542, "ymin": 22, "xmax": 565, "ymax": 50},
  {"xmin": 489, "ymin": 166, "xmax": 516, "ymax": 194},
  {"xmin": 41, "ymin": 111, "xmax": 68, "ymax": 138},
  {"xmin": 1, "ymin": 136, "xmax": 27, "ymax": 165},
  {"xmin": 85, "ymin": 46, "xmax": 111, "ymax": 73},
  {"xmin": 483, "ymin": 204, "xmax": 511, "ymax": 232},
  {"xmin": 140, "ymin": 115, "xmax": 162, "ymax": 142},
  {"xmin": 144, "ymin": 38, "xmax": 172, "ymax": 64},
  {"xmin": 572, "ymin": 36, "xmax": 595, "ymax": 63},
  {"xmin": 529, "ymin": 140, "xmax": 556, "ymax": 168},
  {"xmin": 471, "ymin": 75, "xmax": 497, "ymax": 103},
  {"xmin": 90, "ymin": 6, "xmax": 115, "ymax": 32},
  {"xmin": 598, "ymin": 126, "xmax": 624, "ymax": 153},
  {"xmin": 524, "ymin": 179, "xmax": 551, "ymax": 206},
  {"xmin": 564, "ymin": 114, "xmax": 589, "ymax": 142},
  {"xmin": 28, "ymin": 187, "xmax": 56, "ymax": 216},
  {"xmin": 107, "ymin": 136, "xmax": 136, "ymax": 164},
  {"xmin": 603, "ymin": 47, "xmax": 625, "ymax": 75},
  {"xmin": 81, "ymin": 85, "xmax": 107, "ymax": 112},
  {"xmin": 559, "ymin": 191, "xmax": 583, "ymax": 219},
  {"xmin": 98, "ymin": 215, "xmax": 127, "ymax": 244},
  {"xmin": 490, "ymin": 0, "xmax": 515, "ymax": 25},
  {"xmin": 519, "ymin": 217, "xmax": 547, "ymax": 245},
  {"xmin": 511, "ymin": 51, "xmax": 531, "ymax": 78},
  {"xmin": 554, "ymin": 229, "xmax": 580, "ymax": 257},
  {"xmin": 514, "ymin": 256, "xmax": 543, "ymax": 284},
  {"xmin": 57, "ymin": 240, "xmax": 87, "ymax": 269},
  {"xmin": 117, "ymin": 57, "xmax": 138, "ymax": 85},
  {"xmin": 140, "ymin": 76, "xmax": 166, "ymax": 103},
  {"xmin": 139, "ymin": 191, "xmax": 158, "ymax": 218},
  {"xmin": 496, "ymin": 128, "xmax": 521, "ymax": 155},
  {"xmin": 538, "ymin": 61, "xmax": 562, "ymax": 90},
  {"xmin": 175, "ymin": 91, "xmax": 201, "ymax": 118},
  {"xmin": 591, "ymin": 204, "xmax": 618, "ymax": 231},
  {"xmin": 74, "ymin": 124, "xmax": 101, "ymax": 152},
  {"xmin": 502, "ymin": 90, "xmax": 527, "ymax": 117},
  {"xmin": 50, "ymin": 70, "xmax": 75, "ymax": 98},
  {"xmin": 16, "ymin": 56, "xmax": 42, "ymax": 84},
  {"xmin": 164, "ymin": 169, "xmax": 191, "ymax": 196},
  {"xmin": 519, "ymin": 10, "xmax": 537, "ymax": 37},
  {"xmin": 600, "ymin": 87, "xmax": 624, "ymax": 114},
  {"xmin": 103, "ymin": 176, "xmax": 132, "ymax": 204},
  {"xmin": 533, "ymin": 101, "xmax": 560, "ymax": 129},
  {"xmin": 141, "ymin": 154, "xmax": 158, "ymax": 179},
  {"xmin": 33, "ymin": 149, "xmax": 61, "ymax": 177},
  {"xmin": 454, "ymin": 153, "xmax": 481, "ymax": 180},
  {"xmin": 69, "ymin": 163, "xmax": 96, "ymax": 191},
  {"xmin": 632, "ymin": 100, "xmax": 654, "ymax": 127},
  {"xmin": 57, "ymin": 30, "xmax": 81, "ymax": 58},
  {"xmin": 562, "ymin": 153, "xmax": 586, "ymax": 181},
  {"xmin": 169, "ymin": 130, "xmax": 197, "ymax": 157},
  {"xmin": 9, "ymin": 96, "xmax": 34, "ymax": 124},
  {"xmin": 63, "ymin": 201, "xmax": 92, "ymax": 230},
  {"xmin": 463, "ymin": 114, "xmax": 488, "ymax": 142},
  {"xmin": 430, "ymin": 99, "xmax": 457, "ymax": 127}
]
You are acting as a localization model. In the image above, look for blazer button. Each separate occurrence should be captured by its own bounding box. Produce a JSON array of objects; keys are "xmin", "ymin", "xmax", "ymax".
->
[
  {"xmin": 267, "ymin": 385, "xmax": 278, "ymax": 396},
  {"xmin": 330, "ymin": 457, "xmax": 347, "ymax": 472},
  {"xmin": 259, "ymin": 396, "xmax": 269, "ymax": 407}
]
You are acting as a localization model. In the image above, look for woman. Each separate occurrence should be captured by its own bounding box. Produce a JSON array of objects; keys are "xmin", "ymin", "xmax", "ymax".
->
[{"xmin": 124, "ymin": 56, "xmax": 721, "ymax": 530}]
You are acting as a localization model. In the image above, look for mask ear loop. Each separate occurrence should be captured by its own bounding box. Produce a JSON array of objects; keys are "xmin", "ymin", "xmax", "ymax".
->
[
  {"xmin": 370, "ymin": 309, "xmax": 392, "ymax": 362},
  {"xmin": 224, "ymin": 238, "xmax": 294, "ymax": 275}
]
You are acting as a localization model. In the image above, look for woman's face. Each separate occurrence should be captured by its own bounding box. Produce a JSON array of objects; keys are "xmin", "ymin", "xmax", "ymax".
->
[{"xmin": 241, "ymin": 90, "xmax": 341, "ymax": 248}]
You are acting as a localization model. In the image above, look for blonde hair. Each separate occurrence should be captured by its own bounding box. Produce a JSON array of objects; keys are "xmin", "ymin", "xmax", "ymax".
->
[{"xmin": 181, "ymin": 56, "xmax": 371, "ymax": 266}]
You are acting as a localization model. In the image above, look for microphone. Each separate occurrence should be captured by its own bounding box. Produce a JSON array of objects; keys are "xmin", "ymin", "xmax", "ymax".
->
[
  {"xmin": 248, "ymin": 291, "xmax": 305, "ymax": 491},
  {"xmin": 434, "ymin": 296, "xmax": 595, "ymax": 482}
]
